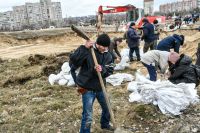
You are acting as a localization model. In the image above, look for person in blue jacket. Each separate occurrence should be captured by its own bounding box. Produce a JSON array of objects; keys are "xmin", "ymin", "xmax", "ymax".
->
[
  {"xmin": 127, "ymin": 22, "xmax": 141, "ymax": 61},
  {"xmin": 141, "ymin": 18, "xmax": 156, "ymax": 53},
  {"xmin": 157, "ymin": 34, "xmax": 184, "ymax": 53}
]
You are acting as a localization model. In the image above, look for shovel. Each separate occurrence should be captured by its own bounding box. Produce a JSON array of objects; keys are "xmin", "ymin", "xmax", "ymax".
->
[{"xmin": 71, "ymin": 25, "xmax": 126, "ymax": 132}]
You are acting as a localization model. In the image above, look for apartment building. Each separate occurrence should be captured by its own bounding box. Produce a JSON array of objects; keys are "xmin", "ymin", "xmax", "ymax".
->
[
  {"xmin": 160, "ymin": 0, "xmax": 198, "ymax": 14},
  {"xmin": 0, "ymin": 0, "xmax": 62, "ymax": 30}
]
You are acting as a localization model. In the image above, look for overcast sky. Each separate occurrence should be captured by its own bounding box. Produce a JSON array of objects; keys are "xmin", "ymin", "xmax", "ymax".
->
[{"xmin": 0, "ymin": 0, "xmax": 178, "ymax": 17}]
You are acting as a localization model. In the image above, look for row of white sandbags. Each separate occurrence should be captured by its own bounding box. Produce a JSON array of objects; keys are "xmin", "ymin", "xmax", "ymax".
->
[
  {"xmin": 128, "ymin": 72, "xmax": 199, "ymax": 115},
  {"xmin": 48, "ymin": 62, "xmax": 134, "ymax": 86}
]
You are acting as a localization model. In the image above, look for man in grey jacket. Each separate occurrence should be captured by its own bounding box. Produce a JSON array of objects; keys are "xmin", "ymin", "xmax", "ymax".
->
[{"xmin": 141, "ymin": 50, "xmax": 179, "ymax": 81}]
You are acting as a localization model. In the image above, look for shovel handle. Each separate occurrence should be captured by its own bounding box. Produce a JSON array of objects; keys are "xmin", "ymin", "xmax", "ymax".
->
[{"xmin": 91, "ymin": 48, "xmax": 117, "ymax": 129}]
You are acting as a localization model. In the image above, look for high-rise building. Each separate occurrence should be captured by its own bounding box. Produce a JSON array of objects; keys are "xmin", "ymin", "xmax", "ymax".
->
[
  {"xmin": 160, "ymin": 0, "xmax": 198, "ymax": 14},
  {"xmin": 0, "ymin": 0, "xmax": 62, "ymax": 30},
  {"xmin": 144, "ymin": 0, "xmax": 154, "ymax": 15}
]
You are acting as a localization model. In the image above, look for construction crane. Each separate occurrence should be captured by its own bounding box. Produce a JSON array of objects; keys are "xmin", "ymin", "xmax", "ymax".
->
[
  {"xmin": 96, "ymin": 5, "xmax": 137, "ymax": 34},
  {"xmin": 96, "ymin": 5, "xmax": 166, "ymax": 34}
]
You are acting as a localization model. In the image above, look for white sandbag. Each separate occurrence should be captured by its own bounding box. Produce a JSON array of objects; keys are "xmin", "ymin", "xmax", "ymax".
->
[
  {"xmin": 114, "ymin": 48, "xmax": 143, "ymax": 71},
  {"xmin": 58, "ymin": 79, "xmax": 68, "ymax": 86},
  {"xmin": 48, "ymin": 62, "xmax": 76, "ymax": 87},
  {"xmin": 63, "ymin": 74, "xmax": 72, "ymax": 80},
  {"xmin": 114, "ymin": 56, "xmax": 129, "ymax": 70},
  {"xmin": 67, "ymin": 77, "xmax": 76, "ymax": 87},
  {"xmin": 127, "ymin": 81, "xmax": 138, "ymax": 92},
  {"xmin": 128, "ymin": 73, "xmax": 199, "ymax": 115},
  {"xmin": 106, "ymin": 73, "xmax": 134, "ymax": 86},
  {"xmin": 48, "ymin": 74, "xmax": 61, "ymax": 85},
  {"xmin": 61, "ymin": 62, "xmax": 71, "ymax": 74},
  {"xmin": 49, "ymin": 74, "xmax": 56, "ymax": 85}
]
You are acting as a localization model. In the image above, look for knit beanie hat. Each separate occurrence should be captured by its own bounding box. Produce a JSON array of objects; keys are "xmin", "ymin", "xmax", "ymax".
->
[
  {"xmin": 96, "ymin": 34, "xmax": 111, "ymax": 47},
  {"xmin": 168, "ymin": 52, "xmax": 180, "ymax": 64}
]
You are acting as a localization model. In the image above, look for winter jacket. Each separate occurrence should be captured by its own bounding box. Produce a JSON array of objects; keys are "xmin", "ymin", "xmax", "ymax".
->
[
  {"xmin": 141, "ymin": 50, "xmax": 170, "ymax": 74},
  {"xmin": 141, "ymin": 22, "xmax": 156, "ymax": 43},
  {"xmin": 109, "ymin": 38, "xmax": 121, "ymax": 60},
  {"xmin": 127, "ymin": 27, "xmax": 140, "ymax": 48},
  {"xmin": 157, "ymin": 34, "xmax": 183, "ymax": 53},
  {"xmin": 168, "ymin": 54, "xmax": 199, "ymax": 86},
  {"xmin": 69, "ymin": 45, "xmax": 113, "ymax": 92}
]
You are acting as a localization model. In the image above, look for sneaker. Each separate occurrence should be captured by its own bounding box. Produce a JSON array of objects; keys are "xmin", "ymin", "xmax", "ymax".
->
[
  {"xmin": 137, "ymin": 58, "xmax": 141, "ymax": 61},
  {"xmin": 101, "ymin": 125, "xmax": 115, "ymax": 131}
]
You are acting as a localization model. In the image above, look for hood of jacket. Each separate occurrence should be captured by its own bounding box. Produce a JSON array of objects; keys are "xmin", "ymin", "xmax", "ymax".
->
[
  {"xmin": 173, "ymin": 34, "xmax": 183, "ymax": 42},
  {"xmin": 176, "ymin": 54, "xmax": 192, "ymax": 66}
]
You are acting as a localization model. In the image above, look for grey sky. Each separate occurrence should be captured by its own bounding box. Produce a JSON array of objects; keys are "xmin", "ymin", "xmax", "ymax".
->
[{"xmin": 0, "ymin": 0, "xmax": 178, "ymax": 17}]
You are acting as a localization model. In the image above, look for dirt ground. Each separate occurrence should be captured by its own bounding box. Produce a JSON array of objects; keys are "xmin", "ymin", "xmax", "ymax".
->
[{"xmin": 0, "ymin": 26, "xmax": 200, "ymax": 132}]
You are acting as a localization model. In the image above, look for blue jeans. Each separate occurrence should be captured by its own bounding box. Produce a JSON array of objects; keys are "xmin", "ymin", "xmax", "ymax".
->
[
  {"xmin": 80, "ymin": 91, "xmax": 110, "ymax": 133},
  {"xmin": 142, "ymin": 63, "xmax": 157, "ymax": 81}
]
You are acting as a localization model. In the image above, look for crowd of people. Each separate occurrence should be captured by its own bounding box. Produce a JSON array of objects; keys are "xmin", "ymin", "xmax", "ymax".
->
[{"xmin": 69, "ymin": 17, "xmax": 200, "ymax": 133}]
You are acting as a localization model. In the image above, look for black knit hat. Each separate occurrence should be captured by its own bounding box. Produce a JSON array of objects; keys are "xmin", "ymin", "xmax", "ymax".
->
[
  {"xmin": 96, "ymin": 34, "xmax": 111, "ymax": 47},
  {"xmin": 180, "ymin": 35, "xmax": 185, "ymax": 45}
]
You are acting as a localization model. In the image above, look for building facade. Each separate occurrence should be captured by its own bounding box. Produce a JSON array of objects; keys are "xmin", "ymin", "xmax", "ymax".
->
[
  {"xmin": 160, "ymin": 0, "xmax": 198, "ymax": 14},
  {"xmin": 0, "ymin": 0, "xmax": 62, "ymax": 31},
  {"xmin": 144, "ymin": 0, "xmax": 154, "ymax": 15},
  {"xmin": 198, "ymin": 0, "xmax": 200, "ymax": 8}
]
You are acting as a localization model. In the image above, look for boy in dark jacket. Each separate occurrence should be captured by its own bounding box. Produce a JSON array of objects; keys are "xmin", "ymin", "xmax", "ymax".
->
[
  {"xmin": 141, "ymin": 18, "xmax": 156, "ymax": 53},
  {"xmin": 157, "ymin": 34, "xmax": 184, "ymax": 53},
  {"xmin": 70, "ymin": 34, "xmax": 114, "ymax": 133},
  {"xmin": 109, "ymin": 37, "xmax": 123, "ymax": 62},
  {"xmin": 127, "ymin": 22, "xmax": 141, "ymax": 61},
  {"xmin": 168, "ymin": 53, "xmax": 199, "ymax": 86}
]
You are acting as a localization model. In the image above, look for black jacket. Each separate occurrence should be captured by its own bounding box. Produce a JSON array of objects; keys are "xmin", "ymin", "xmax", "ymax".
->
[
  {"xmin": 70, "ymin": 45, "xmax": 113, "ymax": 92},
  {"xmin": 142, "ymin": 22, "xmax": 156, "ymax": 43},
  {"xmin": 168, "ymin": 54, "xmax": 199, "ymax": 86},
  {"xmin": 127, "ymin": 27, "xmax": 140, "ymax": 48}
]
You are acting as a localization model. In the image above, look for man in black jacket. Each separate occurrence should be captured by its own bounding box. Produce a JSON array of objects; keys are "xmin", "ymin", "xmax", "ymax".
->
[
  {"xmin": 141, "ymin": 18, "xmax": 156, "ymax": 53},
  {"xmin": 127, "ymin": 22, "xmax": 141, "ymax": 61},
  {"xmin": 168, "ymin": 53, "xmax": 199, "ymax": 86},
  {"xmin": 69, "ymin": 34, "xmax": 114, "ymax": 133}
]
